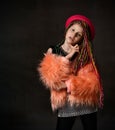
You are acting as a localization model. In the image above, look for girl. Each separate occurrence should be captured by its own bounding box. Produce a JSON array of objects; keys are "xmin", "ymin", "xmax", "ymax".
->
[{"xmin": 38, "ymin": 14, "xmax": 104, "ymax": 130}]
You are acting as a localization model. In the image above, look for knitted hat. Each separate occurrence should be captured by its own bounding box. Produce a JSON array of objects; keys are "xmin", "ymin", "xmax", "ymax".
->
[{"xmin": 65, "ymin": 15, "xmax": 95, "ymax": 40}]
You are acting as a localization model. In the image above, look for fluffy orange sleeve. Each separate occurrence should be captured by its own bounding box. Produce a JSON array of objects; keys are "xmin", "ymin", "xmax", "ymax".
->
[
  {"xmin": 66, "ymin": 63, "xmax": 101, "ymax": 107},
  {"xmin": 38, "ymin": 53, "xmax": 72, "ymax": 90}
]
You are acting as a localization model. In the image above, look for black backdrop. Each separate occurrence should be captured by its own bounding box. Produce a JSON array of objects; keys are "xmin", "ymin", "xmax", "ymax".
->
[{"xmin": 0, "ymin": 0, "xmax": 115, "ymax": 130}]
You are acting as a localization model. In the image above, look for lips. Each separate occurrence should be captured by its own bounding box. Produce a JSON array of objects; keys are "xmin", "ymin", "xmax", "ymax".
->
[{"xmin": 68, "ymin": 36, "xmax": 74, "ymax": 42}]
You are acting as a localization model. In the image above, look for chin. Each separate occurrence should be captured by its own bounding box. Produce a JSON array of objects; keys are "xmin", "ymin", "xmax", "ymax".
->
[{"xmin": 71, "ymin": 43, "xmax": 77, "ymax": 46}]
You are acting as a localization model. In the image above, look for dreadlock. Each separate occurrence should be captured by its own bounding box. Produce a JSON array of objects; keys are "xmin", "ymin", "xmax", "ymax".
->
[
  {"xmin": 66, "ymin": 20, "xmax": 92, "ymax": 71},
  {"xmin": 79, "ymin": 21, "xmax": 104, "ymax": 108}
]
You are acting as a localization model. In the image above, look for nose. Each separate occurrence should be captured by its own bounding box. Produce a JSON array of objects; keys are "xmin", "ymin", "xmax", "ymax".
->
[
  {"xmin": 71, "ymin": 32, "xmax": 76, "ymax": 39},
  {"xmin": 70, "ymin": 30, "xmax": 75, "ymax": 37}
]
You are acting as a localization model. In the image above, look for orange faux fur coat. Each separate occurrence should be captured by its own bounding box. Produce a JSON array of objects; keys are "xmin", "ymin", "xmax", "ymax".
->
[{"xmin": 38, "ymin": 53, "xmax": 103, "ymax": 111}]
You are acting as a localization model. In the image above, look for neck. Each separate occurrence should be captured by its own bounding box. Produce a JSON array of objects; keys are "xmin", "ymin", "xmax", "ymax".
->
[{"xmin": 61, "ymin": 42, "xmax": 71, "ymax": 53}]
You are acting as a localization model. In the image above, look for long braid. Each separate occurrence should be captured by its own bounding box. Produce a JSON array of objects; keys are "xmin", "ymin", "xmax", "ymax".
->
[
  {"xmin": 74, "ymin": 21, "xmax": 104, "ymax": 108},
  {"xmin": 84, "ymin": 32, "xmax": 104, "ymax": 108}
]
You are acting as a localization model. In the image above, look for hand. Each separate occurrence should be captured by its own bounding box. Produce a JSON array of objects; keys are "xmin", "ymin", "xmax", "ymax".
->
[
  {"xmin": 47, "ymin": 48, "xmax": 52, "ymax": 54},
  {"xmin": 65, "ymin": 80, "xmax": 71, "ymax": 94},
  {"xmin": 70, "ymin": 44, "xmax": 79, "ymax": 54},
  {"xmin": 65, "ymin": 44, "xmax": 79, "ymax": 59}
]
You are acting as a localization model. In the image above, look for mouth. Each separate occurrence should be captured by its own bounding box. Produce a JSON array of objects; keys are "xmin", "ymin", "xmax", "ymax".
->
[{"xmin": 68, "ymin": 37, "xmax": 74, "ymax": 42}]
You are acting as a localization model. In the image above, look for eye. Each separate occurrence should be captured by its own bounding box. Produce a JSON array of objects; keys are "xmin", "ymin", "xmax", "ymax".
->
[
  {"xmin": 71, "ymin": 28, "xmax": 75, "ymax": 32},
  {"xmin": 75, "ymin": 33, "xmax": 82, "ymax": 37}
]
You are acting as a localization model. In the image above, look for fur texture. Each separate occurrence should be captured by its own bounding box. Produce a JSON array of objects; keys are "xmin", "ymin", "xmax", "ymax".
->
[
  {"xmin": 51, "ymin": 89, "xmax": 67, "ymax": 111},
  {"xmin": 38, "ymin": 53, "xmax": 102, "ymax": 111},
  {"xmin": 66, "ymin": 63, "xmax": 100, "ymax": 107},
  {"xmin": 38, "ymin": 53, "xmax": 71, "ymax": 90}
]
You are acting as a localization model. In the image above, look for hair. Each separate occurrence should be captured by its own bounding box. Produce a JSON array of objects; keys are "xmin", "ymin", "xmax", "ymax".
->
[
  {"xmin": 64, "ymin": 20, "xmax": 93, "ymax": 71},
  {"xmin": 64, "ymin": 20, "xmax": 104, "ymax": 108},
  {"xmin": 65, "ymin": 20, "xmax": 92, "ymax": 41}
]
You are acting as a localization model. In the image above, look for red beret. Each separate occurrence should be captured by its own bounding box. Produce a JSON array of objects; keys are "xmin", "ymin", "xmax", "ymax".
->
[{"xmin": 65, "ymin": 15, "xmax": 95, "ymax": 40}]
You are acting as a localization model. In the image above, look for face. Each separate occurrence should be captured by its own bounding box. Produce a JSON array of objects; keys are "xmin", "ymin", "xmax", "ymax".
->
[{"xmin": 65, "ymin": 23, "xmax": 83, "ymax": 46}]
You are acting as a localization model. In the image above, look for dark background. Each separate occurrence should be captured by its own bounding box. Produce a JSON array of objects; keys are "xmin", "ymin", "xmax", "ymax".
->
[{"xmin": 0, "ymin": 0, "xmax": 115, "ymax": 129}]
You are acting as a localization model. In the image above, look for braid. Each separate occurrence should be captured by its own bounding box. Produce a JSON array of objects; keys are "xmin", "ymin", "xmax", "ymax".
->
[
  {"xmin": 74, "ymin": 21, "xmax": 92, "ymax": 70},
  {"xmin": 65, "ymin": 19, "xmax": 104, "ymax": 108}
]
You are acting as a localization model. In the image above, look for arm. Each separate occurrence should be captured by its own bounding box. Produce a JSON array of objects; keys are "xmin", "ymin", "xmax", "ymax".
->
[
  {"xmin": 38, "ymin": 52, "xmax": 72, "ymax": 91},
  {"xmin": 65, "ymin": 44, "xmax": 79, "ymax": 60}
]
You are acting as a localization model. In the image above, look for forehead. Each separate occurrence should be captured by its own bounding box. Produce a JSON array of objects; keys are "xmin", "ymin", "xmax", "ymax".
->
[
  {"xmin": 65, "ymin": 21, "xmax": 84, "ymax": 33},
  {"xmin": 69, "ymin": 23, "xmax": 83, "ymax": 31},
  {"xmin": 69, "ymin": 20, "xmax": 83, "ymax": 27}
]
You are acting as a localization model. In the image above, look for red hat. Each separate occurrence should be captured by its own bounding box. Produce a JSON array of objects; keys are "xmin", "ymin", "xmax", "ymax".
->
[{"xmin": 65, "ymin": 14, "xmax": 95, "ymax": 40}]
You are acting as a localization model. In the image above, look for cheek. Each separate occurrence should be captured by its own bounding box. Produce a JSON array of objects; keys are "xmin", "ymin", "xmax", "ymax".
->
[
  {"xmin": 74, "ymin": 37, "xmax": 81, "ymax": 43},
  {"xmin": 65, "ymin": 32, "xmax": 70, "ymax": 40},
  {"xmin": 75, "ymin": 35, "xmax": 83, "ymax": 43},
  {"xmin": 65, "ymin": 31, "xmax": 69, "ymax": 36}
]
